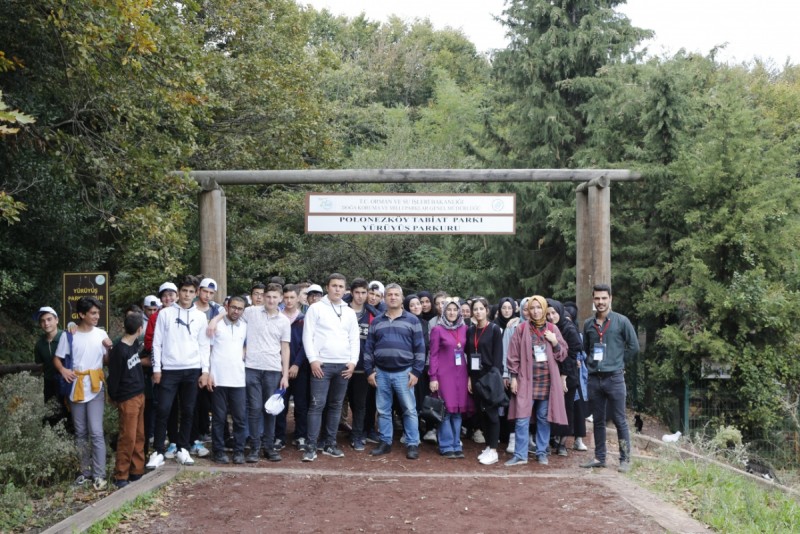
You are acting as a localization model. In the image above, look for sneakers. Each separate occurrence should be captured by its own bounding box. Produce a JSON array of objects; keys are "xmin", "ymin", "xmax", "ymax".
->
[
  {"xmin": 176, "ymin": 448, "xmax": 195, "ymax": 465},
  {"xmin": 423, "ymin": 429, "xmax": 438, "ymax": 443},
  {"xmin": 477, "ymin": 446, "xmax": 491, "ymax": 459},
  {"xmin": 537, "ymin": 455, "xmax": 549, "ymax": 466},
  {"xmin": 114, "ymin": 479, "xmax": 130, "ymax": 489},
  {"xmin": 586, "ymin": 414, "xmax": 594, "ymax": 423},
  {"xmin": 198, "ymin": 433, "xmax": 211, "ymax": 443},
  {"xmin": 370, "ymin": 442, "xmax": 392, "ymax": 456},
  {"xmin": 618, "ymin": 460, "xmax": 632, "ymax": 473},
  {"xmin": 557, "ymin": 444, "xmax": 568, "ymax": 457},
  {"xmin": 302, "ymin": 448, "xmax": 317, "ymax": 462},
  {"xmin": 400, "ymin": 435, "xmax": 407, "ymax": 445},
  {"xmin": 74, "ymin": 474, "xmax": 90, "ymax": 486},
  {"xmin": 322, "ymin": 444, "xmax": 344, "ymax": 458},
  {"xmin": 264, "ymin": 448, "xmax": 282, "ymax": 462},
  {"xmin": 190, "ymin": 440, "xmax": 210, "ymax": 457},
  {"xmin": 274, "ymin": 438, "xmax": 286, "ymax": 451},
  {"xmin": 365, "ymin": 431, "xmax": 381, "ymax": 444},
  {"xmin": 406, "ymin": 445, "xmax": 419, "ymax": 460},
  {"xmin": 164, "ymin": 443, "xmax": 177, "ymax": 459},
  {"xmin": 246, "ymin": 450, "xmax": 260, "ymax": 463},
  {"xmin": 213, "ymin": 452, "xmax": 231, "ymax": 464},
  {"xmin": 573, "ymin": 437, "xmax": 588, "ymax": 451},
  {"xmin": 506, "ymin": 433, "xmax": 516, "ymax": 454},
  {"xmin": 146, "ymin": 452, "xmax": 165, "ymax": 470},
  {"xmin": 580, "ymin": 458, "xmax": 607, "ymax": 469},
  {"xmin": 293, "ymin": 437, "xmax": 307, "ymax": 451},
  {"xmin": 128, "ymin": 473, "xmax": 143, "ymax": 482},
  {"xmin": 479, "ymin": 448, "xmax": 498, "ymax": 465},
  {"xmin": 232, "ymin": 452, "xmax": 245, "ymax": 464},
  {"xmin": 451, "ymin": 450, "xmax": 465, "ymax": 459},
  {"xmin": 351, "ymin": 438, "xmax": 366, "ymax": 451},
  {"xmin": 472, "ymin": 429, "xmax": 486, "ymax": 444},
  {"xmin": 505, "ymin": 456, "xmax": 528, "ymax": 467},
  {"xmin": 93, "ymin": 477, "xmax": 107, "ymax": 491}
]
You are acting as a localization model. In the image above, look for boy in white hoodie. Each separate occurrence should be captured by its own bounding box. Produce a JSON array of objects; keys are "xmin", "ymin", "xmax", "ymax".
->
[
  {"xmin": 146, "ymin": 276, "xmax": 210, "ymax": 469},
  {"xmin": 301, "ymin": 273, "xmax": 360, "ymax": 461}
]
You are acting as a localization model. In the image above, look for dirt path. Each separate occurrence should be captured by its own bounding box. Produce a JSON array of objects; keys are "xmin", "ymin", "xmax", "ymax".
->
[{"xmin": 128, "ymin": 434, "xmax": 707, "ymax": 534}]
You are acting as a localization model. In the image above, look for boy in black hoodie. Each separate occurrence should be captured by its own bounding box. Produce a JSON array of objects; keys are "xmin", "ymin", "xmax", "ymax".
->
[{"xmin": 107, "ymin": 312, "xmax": 146, "ymax": 488}]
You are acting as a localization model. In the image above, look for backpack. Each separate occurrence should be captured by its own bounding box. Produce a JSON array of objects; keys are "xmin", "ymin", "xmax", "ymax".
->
[{"xmin": 57, "ymin": 332, "xmax": 74, "ymax": 397}]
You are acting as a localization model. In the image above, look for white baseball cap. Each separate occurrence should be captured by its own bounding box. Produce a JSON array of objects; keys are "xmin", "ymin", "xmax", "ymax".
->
[
  {"xmin": 142, "ymin": 295, "xmax": 161, "ymax": 308},
  {"xmin": 36, "ymin": 306, "xmax": 58, "ymax": 321},
  {"xmin": 307, "ymin": 284, "xmax": 323, "ymax": 295},
  {"xmin": 199, "ymin": 278, "xmax": 218, "ymax": 290},
  {"xmin": 158, "ymin": 282, "xmax": 178, "ymax": 295},
  {"xmin": 368, "ymin": 281, "xmax": 385, "ymax": 295}
]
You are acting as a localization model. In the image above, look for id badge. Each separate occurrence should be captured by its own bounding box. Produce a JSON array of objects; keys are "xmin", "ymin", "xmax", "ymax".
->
[
  {"xmin": 534, "ymin": 344, "xmax": 547, "ymax": 363},
  {"xmin": 455, "ymin": 349, "xmax": 463, "ymax": 366},
  {"xmin": 470, "ymin": 353, "xmax": 481, "ymax": 371},
  {"xmin": 593, "ymin": 343, "xmax": 606, "ymax": 362}
]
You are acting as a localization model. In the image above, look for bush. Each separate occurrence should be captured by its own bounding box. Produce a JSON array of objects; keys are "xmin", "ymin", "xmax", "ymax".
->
[{"xmin": 0, "ymin": 372, "xmax": 77, "ymax": 487}]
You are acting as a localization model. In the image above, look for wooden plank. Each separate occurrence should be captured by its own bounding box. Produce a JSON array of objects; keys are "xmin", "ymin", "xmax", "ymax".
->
[
  {"xmin": 42, "ymin": 467, "xmax": 179, "ymax": 534},
  {"xmin": 177, "ymin": 168, "xmax": 641, "ymax": 189}
]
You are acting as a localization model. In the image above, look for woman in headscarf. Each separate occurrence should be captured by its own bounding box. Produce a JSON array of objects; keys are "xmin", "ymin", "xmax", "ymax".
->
[
  {"xmin": 429, "ymin": 299, "xmax": 473, "ymax": 458},
  {"xmin": 563, "ymin": 301, "xmax": 589, "ymax": 451},
  {"xmin": 546, "ymin": 298, "xmax": 584, "ymax": 457},
  {"xmin": 417, "ymin": 291, "xmax": 437, "ymax": 323},
  {"xmin": 494, "ymin": 297, "xmax": 517, "ymax": 333},
  {"xmin": 505, "ymin": 296, "xmax": 568, "ymax": 466},
  {"xmin": 501, "ymin": 297, "xmax": 528, "ymax": 454}
]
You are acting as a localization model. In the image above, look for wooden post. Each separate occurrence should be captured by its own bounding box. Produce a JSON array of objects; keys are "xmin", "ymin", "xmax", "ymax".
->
[
  {"xmin": 575, "ymin": 189, "xmax": 592, "ymax": 324},
  {"xmin": 199, "ymin": 188, "xmax": 226, "ymax": 303},
  {"xmin": 588, "ymin": 182, "xmax": 611, "ymax": 287}
]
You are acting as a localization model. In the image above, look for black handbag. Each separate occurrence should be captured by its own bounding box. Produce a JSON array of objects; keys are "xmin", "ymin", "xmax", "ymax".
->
[{"xmin": 420, "ymin": 394, "xmax": 445, "ymax": 425}]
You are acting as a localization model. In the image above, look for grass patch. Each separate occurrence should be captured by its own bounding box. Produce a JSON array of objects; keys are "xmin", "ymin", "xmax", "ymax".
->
[
  {"xmin": 86, "ymin": 491, "xmax": 158, "ymax": 533},
  {"xmin": 632, "ymin": 458, "xmax": 800, "ymax": 532}
]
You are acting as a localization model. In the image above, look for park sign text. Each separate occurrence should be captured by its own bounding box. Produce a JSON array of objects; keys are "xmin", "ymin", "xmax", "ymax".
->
[
  {"xmin": 62, "ymin": 272, "xmax": 110, "ymax": 331},
  {"xmin": 305, "ymin": 193, "xmax": 516, "ymax": 234}
]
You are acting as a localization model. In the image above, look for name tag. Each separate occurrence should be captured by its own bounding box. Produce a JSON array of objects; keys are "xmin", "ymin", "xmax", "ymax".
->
[
  {"xmin": 534, "ymin": 344, "xmax": 547, "ymax": 363},
  {"xmin": 593, "ymin": 343, "xmax": 606, "ymax": 362},
  {"xmin": 470, "ymin": 353, "xmax": 481, "ymax": 371},
  {"xmin": 455, "ymin": 349, "xmax": 463, "ymax": 366}
]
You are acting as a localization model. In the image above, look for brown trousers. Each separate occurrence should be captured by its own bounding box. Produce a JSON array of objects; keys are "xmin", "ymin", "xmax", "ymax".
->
[{"xmin": 115, "ymin": 393, "xmax": 146, "ymax": 481}]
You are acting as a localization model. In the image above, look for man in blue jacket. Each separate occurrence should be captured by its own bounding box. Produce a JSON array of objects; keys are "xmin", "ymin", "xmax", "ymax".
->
[{"xmin": 364, "ymin": 283, "xmax": 426, "ymax": 460}]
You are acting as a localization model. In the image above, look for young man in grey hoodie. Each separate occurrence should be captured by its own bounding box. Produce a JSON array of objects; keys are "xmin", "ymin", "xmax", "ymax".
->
[{"xmin": 301, "ymin": 273, "xmax": 360, "ymax": 461}]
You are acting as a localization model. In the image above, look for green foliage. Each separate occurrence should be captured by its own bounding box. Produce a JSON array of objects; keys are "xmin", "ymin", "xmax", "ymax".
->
[
  {"xmin": 633, "ymin": 459, "xmax": 800, "ymax": 532},
  {"xmin": 0, "ymin": 372, "xmax": 77, "ymax": 487}
]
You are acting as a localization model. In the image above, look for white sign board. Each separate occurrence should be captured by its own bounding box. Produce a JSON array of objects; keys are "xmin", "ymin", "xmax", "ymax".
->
[{"xmin": 305, "ymin": 193, "xmax": 516, "ymax": 235}]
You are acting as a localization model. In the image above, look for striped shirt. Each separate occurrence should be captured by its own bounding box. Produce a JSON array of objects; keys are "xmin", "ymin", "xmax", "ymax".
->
[{"xmin": 364, "ymin": 310, "xmax": 426, "ymax": 377}]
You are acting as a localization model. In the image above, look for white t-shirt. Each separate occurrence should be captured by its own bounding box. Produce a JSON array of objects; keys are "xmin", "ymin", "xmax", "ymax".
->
[
  {"xmin": 55, "ymin": 327, "xmax": 109, "ymax": 403},
  {"xmin": 210, "ymin": 318, "xmax": 247, "ymax": 388}
]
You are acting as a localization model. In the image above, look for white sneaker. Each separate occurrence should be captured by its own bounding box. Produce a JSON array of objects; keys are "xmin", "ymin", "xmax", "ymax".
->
[
  {"xmin": 400, "ymin": 435, "xmax": 407, "ymax": 445},
  {"xmin": 506, "ymin": 433, "xmax": 516, "ymax": 454},
  {"xmin": 93, "ymin": 477, "xmax": 107, "ymax": 491},
  {"xmin": 423, "ymin": 429, "xmax": 438, "ymax": 443},
  {"xmin": 190, "ymin": 440, "xmax": 210, "ymax": 457},
  {"xmin": 586, "ymin": 414, "xmax": 594, "ymax": 423},
  {"xmin": 479, "ymin": 448, "xmax": 498, "ymax": 465},
  {"xmin": 472, "ymin": 430, "xmax": 485, "ymax": 444},
  {"xmin": 574, "ymin": 438, "xmax": 588, "ymax": 451},
  {"xmin": 176, "ymin": 448, "xmax": 195, "ymax": 465},
  {"xmin": 146, "ymin": 452, "xmax": 164, "ymax": 470},
  {"xmin": 164, "ymin": 443, "xmax": 177, "ymax": 459},
  {"xmin": 477, "ymin": 446, "xmax": 491, "ymax": 459}
]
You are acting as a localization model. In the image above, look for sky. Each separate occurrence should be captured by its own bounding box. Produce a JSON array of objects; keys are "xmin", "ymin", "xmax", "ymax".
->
[{"xmin": 302, "ymin": 0, "xmax": 799, "ymax": 65}]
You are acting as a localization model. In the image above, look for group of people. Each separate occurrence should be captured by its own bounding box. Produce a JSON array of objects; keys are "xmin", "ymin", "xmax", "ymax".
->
[{"xmin": 35, "ymin": 274, "xmax": 639, "ymax": 491}]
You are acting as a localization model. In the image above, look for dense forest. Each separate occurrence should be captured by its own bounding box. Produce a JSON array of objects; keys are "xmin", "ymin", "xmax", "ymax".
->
[{"xmin": 2, "ymin": 1, "xmax": 800, "ymax": 441}]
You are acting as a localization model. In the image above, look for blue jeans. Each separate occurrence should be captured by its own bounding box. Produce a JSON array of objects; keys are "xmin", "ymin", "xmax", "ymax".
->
[
  {"xmin": 307, "ymin": 363, "xmax": 349, "ymax": 448},
  {"xmin": 588, "ymin": 372, "xmax": 630, "ymax": 463},
  {"xmin": 512, "ymin": 399, "xmax": 549, "ymax": 460},
  {"xmin": 246, "ymin": 368, "xmax": 281, "ymax": 451},
  {"xmin": 438, "ymin": 411, "xmax": 462, "ymax": 453},
  {"xmin": 154, "ymin": 368, "xmax": 201, "ymax": 454},
  {"xmin": 376, "ymin": 368, "xmax": 419, "ymax": 446},
  {"xmin": 211, "ymin": 386, "xmax": 246, "ymax": 454}
]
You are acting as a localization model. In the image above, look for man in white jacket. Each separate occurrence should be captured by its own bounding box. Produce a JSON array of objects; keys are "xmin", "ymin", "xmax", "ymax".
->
[
  {"xmin": 146, "ymin": 276, "xmax": 210, "ymax": 469},
  {"xmin": 301, "ymin": 273, "xmax": 360, "ymax": 461}
]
